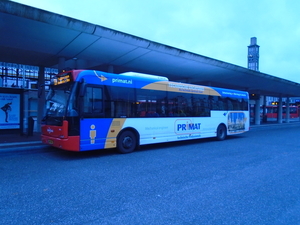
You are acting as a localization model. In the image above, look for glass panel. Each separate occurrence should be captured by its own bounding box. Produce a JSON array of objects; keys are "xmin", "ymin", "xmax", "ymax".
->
[{"xmin": 83, "ymin": 86, "xmax": 103, "ymax": 117}]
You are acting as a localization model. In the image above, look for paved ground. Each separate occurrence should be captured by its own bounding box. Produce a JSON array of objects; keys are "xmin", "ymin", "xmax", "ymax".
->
[
  {"xmin": 0, "ymin": 132, "xmax": 41, "ymax": 144},
  {"xmin": 1, "ymin": 123, "xmax": 300, "ymax": 224}
]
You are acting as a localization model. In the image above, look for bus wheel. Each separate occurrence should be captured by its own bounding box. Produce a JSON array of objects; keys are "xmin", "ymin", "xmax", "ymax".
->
[
  {"xmin": 117, "ymin": 130, "xmax": 137, "ymax": 154},
  {"xmin": 216, "ymin": 124, "xmax": 227, "ymax": 141}
]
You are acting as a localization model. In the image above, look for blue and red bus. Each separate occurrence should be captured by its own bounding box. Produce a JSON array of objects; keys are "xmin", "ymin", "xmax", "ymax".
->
[{"xmin": 41, "ymin": 70, "xmax": 249, "ymax": 153}]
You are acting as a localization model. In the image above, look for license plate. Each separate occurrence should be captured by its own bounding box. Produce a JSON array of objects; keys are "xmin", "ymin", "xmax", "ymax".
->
[{"xmin": 48, "ymin": 140, "xmax": 53, "ymax": 144}]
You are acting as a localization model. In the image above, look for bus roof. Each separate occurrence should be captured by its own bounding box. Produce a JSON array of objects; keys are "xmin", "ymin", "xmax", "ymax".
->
[
  {"xmin": 120, "ymin": 72, "xmax": 168, "ymax": 81},
  {"xmin": 75, "ymin": 70, "xmax": 248, "ymax": 99}
]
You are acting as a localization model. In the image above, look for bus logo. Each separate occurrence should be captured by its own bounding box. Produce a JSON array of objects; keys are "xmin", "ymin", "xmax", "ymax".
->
[
  {"xmin": 90, "ymin": 124, "xmax": 96, "ymax": 144},
  {"xmin": 47, "ymin": 127, "xmax": 54, "ymax": 134},
  {"xmin": 175, "ymin": 119, "xmax": 201, "ymax": 134},
  {"xmin": 94, "ymin": 72, "xmax": 108, "ymax": 82}
]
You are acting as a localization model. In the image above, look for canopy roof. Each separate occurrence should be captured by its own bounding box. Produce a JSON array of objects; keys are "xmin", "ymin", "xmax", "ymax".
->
[{"xmin": 1, "ymin": 1, "xmax": 300, "ymax": 97}]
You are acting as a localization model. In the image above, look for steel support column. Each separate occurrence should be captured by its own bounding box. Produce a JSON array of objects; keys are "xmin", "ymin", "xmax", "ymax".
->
[
  {"xmin": 277, "ymin": 97, "xmax": 283, "ymax": 124},
  {"xmin": 285, "ymin": 97, "xmax": 290, "ymax": 123},
  {"xmin": 108, "ymin": 65, "xmax": 114, "ymax": 73},
  {"xmin": 37, "ymin": 66, "xmax": 45, "ymax": 132},
  {"xmin": 255, "ymin": 98, "xmax": 261, "ymax": 125},
  {"xmin": 58, "ymin": 57, "xmax": 65, "ymax": 73},
  {"xmin": 262, "ymin": 95, "xmax": 267, "ymax": 123}
]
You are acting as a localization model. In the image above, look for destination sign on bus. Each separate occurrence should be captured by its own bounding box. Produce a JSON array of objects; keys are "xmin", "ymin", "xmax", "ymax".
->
[{"xmin": 54, "ymin": 75, "xmax": 71, "ymax": 85}]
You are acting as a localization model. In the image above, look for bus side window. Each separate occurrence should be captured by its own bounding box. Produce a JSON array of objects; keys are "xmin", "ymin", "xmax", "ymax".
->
[
  {"xmin": 136, "ymin": 89, "xmax": 164, "ymax": 117},
  {"xmin": 107, "ymin": 86, "xmax": 136, "ymax": 118},
  {"xmin": 83, "ymin": 86, "xmax": 103, "ymax": 117}
]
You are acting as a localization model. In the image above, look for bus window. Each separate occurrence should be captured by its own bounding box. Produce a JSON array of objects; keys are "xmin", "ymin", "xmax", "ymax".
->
[
  {"xmin": 290, "ymin": 107, "xmax": 297, "ymax": 114},
  {"xmin": 136, "ymin": 89, "xmax": 167, "ymax": 117},
  {"xmin": 192, "ymin": 95, "xmax": 210, "ymax": 117},
  {"xmin": 107, "ymin": 86, "xmax": 136, "ymax": 118},
  {"xmin": 83, "ymin": 86, "xmax": 103, "ymax": 117}
]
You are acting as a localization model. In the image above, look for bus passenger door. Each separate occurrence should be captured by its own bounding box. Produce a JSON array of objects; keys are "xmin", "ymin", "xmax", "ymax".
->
[{"xmin": 79, "ymin": 84, "xmax": 108, "ymax": 151}]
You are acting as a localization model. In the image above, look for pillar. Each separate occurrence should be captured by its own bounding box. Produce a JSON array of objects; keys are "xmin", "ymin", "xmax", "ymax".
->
[
  {"xmin": 37, "ymin": 66, "xmax": 45, "ymax": 132},
  {"xmin": 4, "ymin": 66, "xmax": 8, "ymax": 87},
  {"xmin": 108, "ymin": 65, "xmax": 114, "ymax": 73},
  {"xmin": 262, "ymin": 95, "xmax": 267, "ymax": 123},
  {"xmin": 255, "ymin": 98, "xmax": 261, "ymax": 125},
  {"xmin": 21, "ymin": 64, "xmax": 26, "ymax": 88},
  {"xmin": 23, "ymin": 90, "xmax": 29, "ymax": 134},
  {"xmin": 285, "ymin": 97, "xmax": 290, "ymax": 123},
  {"xmin": 76, "ymin": 59, "xmax": 87, "ymax": 69},
  {"xmin": 58, "ymin": 57, "xmax": 65, "ymax": 73},
  {"xmin": 72, "ymin": 58, "xmax": 78, "ymax": 69},
  {"xmin": 277, "ymin": 97, "xmax": 283, "ymax": 124}
]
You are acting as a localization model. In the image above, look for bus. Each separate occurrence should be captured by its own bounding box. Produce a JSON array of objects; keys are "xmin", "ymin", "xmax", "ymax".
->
[
  {"xmin": 41, "ymin": 70, "xmax": 249, "ymax": 153},
  {"xmin": 265, "ymin": 105, "xmax": 299, "ymax": 119}
]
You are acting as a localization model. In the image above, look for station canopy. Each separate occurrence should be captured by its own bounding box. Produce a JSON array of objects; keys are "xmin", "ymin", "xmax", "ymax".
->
[{"xmin": 1, "ymin": 1, "xmax": 300, "ymax": 97}]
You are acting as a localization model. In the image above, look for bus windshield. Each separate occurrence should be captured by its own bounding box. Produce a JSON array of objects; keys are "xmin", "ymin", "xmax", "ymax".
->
[{"xmin": 45, "ymin": 83, "xmax": 74, "ymax": 119}]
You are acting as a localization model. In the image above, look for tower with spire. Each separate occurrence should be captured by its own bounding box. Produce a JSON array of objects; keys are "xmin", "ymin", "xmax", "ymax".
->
[{"xmin": 248, "ymin": 37, "xmax": 260, "ymax": 71}]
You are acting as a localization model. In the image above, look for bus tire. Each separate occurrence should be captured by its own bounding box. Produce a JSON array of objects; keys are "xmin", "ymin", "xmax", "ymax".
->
[
  {"xmin": 117, "ymin": 130, "xmax": 137, "ymax": 154},
  {"xmin": 216, "ymin": 124, "xmax": 227, "ymax": 141}
]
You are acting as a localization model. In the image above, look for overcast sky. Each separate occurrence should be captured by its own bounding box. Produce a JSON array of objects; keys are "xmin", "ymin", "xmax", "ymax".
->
[{"xmin": 13, "ymin": 0, "xmax": 300, "ymax": 83}]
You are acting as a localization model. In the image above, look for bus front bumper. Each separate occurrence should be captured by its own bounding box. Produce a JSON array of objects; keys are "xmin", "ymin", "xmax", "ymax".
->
[{"xmin": 41, "ymin": 135, "xmax": 80, "ymax": 152}]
